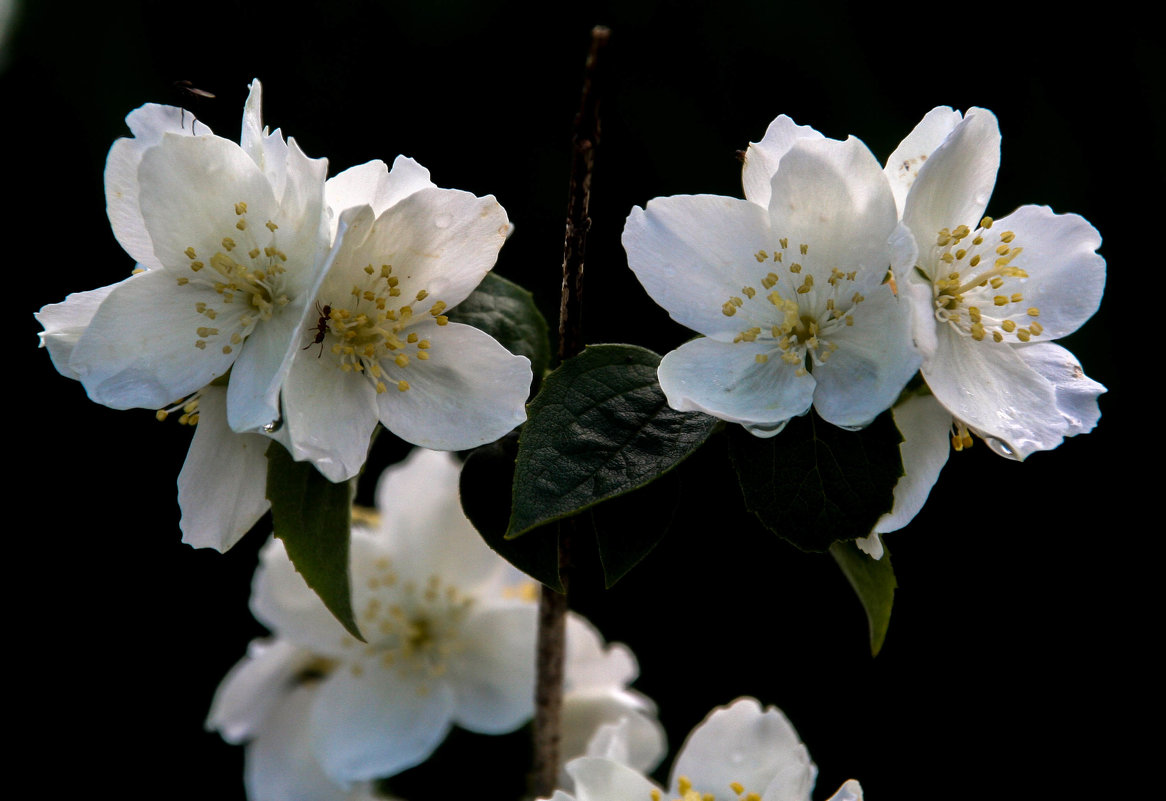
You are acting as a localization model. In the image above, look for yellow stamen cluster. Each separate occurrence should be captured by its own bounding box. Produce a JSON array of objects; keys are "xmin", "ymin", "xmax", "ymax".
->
[
  {"xmin": 721, "ymin": 239, "xmax": 865, "ymax": 376},
  {"xmin": 154, "ymin": 391, "xmax": 204, "ymax": 426},
  {"xmin": 317, "ymin": 263, "xmax": 445, "ymax": 394},
  {"xmin": 653, "ymin": 775, "xmax": 762, "ymax": 801},
  {"xmin": 930, "ymin": 217, "xmax": 1042, "ymax": 344},
  {"xmin": 181, "ymin": 202, "xmax": 291, "ymax": 354},
  {"xmin": 353, "ymin": 558, "xmax": 475, "ymax": 695}
]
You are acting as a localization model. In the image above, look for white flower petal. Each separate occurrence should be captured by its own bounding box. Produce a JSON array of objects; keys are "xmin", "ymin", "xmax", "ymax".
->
[
  {"xmin": 672, "ymin": 698, "xmax": 816, "ymax": 801},
  {"xmin": 822, "ymin": 779, "xmax": 864, "ymax": 801},
  {"xmin": 35, "ymin": 284, "xmax": 118, "ymax": 380},
  {"xmin": 251, "ymin": 536, "xmax": 358, "ymax": 655},
  {"xmin": 373, "ymin": 448, "xmax": 504, "ymax": 589},
  {"xmin": 766, "ymin": 137, "xmax": 898, "ymax": 278},
  {"xmin": 902, "ymin": 108, "xmax": 1000, "ymax": 257},
  {"xmin": 1015, "ymin": 342, "xmax": 1106, "ymax": 442},
  {"xmin": 105, "ymin": 103, "xmax": 212, "ymax": 271},
  {"xmin": 883, "ymin": 106, "xmax": 963, "ymax": 215},
  {"xmin": 742, "ymin": 115, "xmax": 826, "ymax": 208},
  {"xmin": 926, "ymin": 326, "xmax": 1062, "ymax": 460},
  {"xmin": 206, "ymin": 637, "xmax": 316, "ymax": 743},
  {"xmin": 810, "ymin": 289, "xmax": 920, "ymax": 428},
  {"xmin": 563, "ymin": 694, "xmax": 666, "ymax": 774},
  {"xmin": 311, "ymin": 660, "xmax": 456, "ymax": 782},
  {"xmin": 872, "ymin": 393, "xmax": 953, "ymax": 536},
  {"xmin": 178, "ymin": 385, "xmax": 271, "ymax": 551},
  {"xmin": 986, "ymin": 204, "xmax": 1105, "ymax": 339},
  {"xmin": 657, "ymin": 336, "xmax": 816, "ymax": 431},
  {"xmin": 246, "ymin": 683, "xmax": 371, "ymax": 801},
  {"xmin": 325, "ymin": 155, "xmax": 435, "ymax": 234},
  {"xmin": 70, "ymin": 269, "xmax": 237, "ymax": 409},
  {"xmin": 565, "ymin": 615, "xmax": 639, "ymax": 691},
  {"xmin": 346, "ymin": 186, "xmax": 512, "ymax": 309},
  {"xmin": 448, "ymin": 605, "xmax": 538, "ymax": 734},
  {"xmin": 622, "ymin": 195, "xmax": 774, "ymax": 339},
  {"xmin": 282, "ymin": 349, "xmax": 379, "ymax": 482},
  {"xmin": 564, "ymin": 757, "xmax": 662, "ymax": 801},
  {"xmin": 375, "ymin": 320, "xmax": 531, "ymax": 451},
  {"xmin": 136, "ymin": 132, "xmax": 280, "ymax": 270}
]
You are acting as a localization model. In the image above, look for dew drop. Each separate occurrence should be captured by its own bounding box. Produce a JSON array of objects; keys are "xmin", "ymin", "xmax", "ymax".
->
[
  {"xmin": 263, "ymin": 418, "xmax": 283, "ymax": 433},
  {"xmin": 984, "ymin": 436, "xmax": 1017, "ymax": 459}
]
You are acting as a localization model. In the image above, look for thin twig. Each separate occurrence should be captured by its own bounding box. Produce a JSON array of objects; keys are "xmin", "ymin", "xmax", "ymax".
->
[{"xmin": 530, "ymin": 24, "xmax": 610, "ymax": 801}]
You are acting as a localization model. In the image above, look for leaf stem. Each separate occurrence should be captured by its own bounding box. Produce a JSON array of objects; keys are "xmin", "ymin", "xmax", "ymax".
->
[{"xmin": 530, "ymin": 24, "xmax": 609, "ymax": 800}]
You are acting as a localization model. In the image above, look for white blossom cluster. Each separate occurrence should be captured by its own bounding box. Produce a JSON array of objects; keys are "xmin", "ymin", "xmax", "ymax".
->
[
  {"xmin": 622, "ymin": 107, "xmax": 1106, "ymax": 555},
  {"xmin": 36, "ymin": 80, "xmax": 533, "ymax": 551}
]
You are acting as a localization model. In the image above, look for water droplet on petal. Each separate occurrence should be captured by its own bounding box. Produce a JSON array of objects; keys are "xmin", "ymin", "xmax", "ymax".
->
[
  {"xmin": 434, "ymin": 213, "xmax": 452, "ymax": 229},
  {"xmin": 263, "ymin": 418, "xmax": 283, "ymax": 433},
  {"xmin": 984, "ymin": 436, "xmax": 1017, "ymax": 459}
]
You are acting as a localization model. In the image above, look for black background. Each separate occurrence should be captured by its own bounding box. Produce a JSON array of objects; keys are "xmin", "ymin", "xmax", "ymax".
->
[{"xmin": 10, "ymin": 1, "xmax": 1154, "ymax": 798}]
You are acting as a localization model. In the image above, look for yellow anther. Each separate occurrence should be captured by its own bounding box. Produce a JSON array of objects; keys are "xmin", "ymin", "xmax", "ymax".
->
[
  {"xmin": 155, "ymin": 410, "xmax": 168, "ymax": 422},
  {"xmin": 955, "ymin": 248, "xmax": 966, "ymax": 260},
  {"xmin": 969, "ymin": 254, "xmax": 981, "ymax": 267},
  {"xmin": 779, "ymin": 237, "xmax": 789, "ymax": 249},
  {"xmin": 678, "ymin": 777, "xmax": 693, "ymax": 795},
  {"xmin": 980, "ymin": 216, "xmax": 993, "ymax": 229},
  {"xmin": 416, "ymin": 289, "xmax": 429, "ymax": 301},
  {"xmin": 364, "ymin": 264, "xmax": 375, "ymax": 275},
  {"xmin": 990, "ymin": 277, "xmax": 1004, "ymax": 289},
  {"xmin": 996, "ymin": 243, "xmax": 1010, "ymax": 256},
  {"xmin": 235, "ymin": 219, "xmax": 247, "ymax": 231},
  {"xmin": 398, "ymin": 380, "xmax": 410, "ymax": 391},
  {"xmin": 196, "ymin": 327, "xmax": 218, "ymax": 338},
  {"xmin": 395, "ymin": 354, "xmax": 410, "ymax": 368},
  {"xmin": 375, "ymin": 381, "xmax": 387, "ymax": 393},
  {"xmin": 265, "ymin": 220, "xmax": 278, "ymax": 231},
  {"xmin": 1011, "ymin": 293, "xmax": 1023, "ymax": 303},
  {"xmin": 407, "ymin": 332, "xmax": 419, "ymax": 344},
  {"xmin": 195, "ymin": 340, "xmax": 206, "ymax": 349},
  {"xmin": 430, "ymin": 300, "xmax": 447, "ymax": 315},
  {"xmin": 742, "ymin": 286, "xmax": 756, "ymax": 299},
  {"xmin": 435, "ymin": 316, "xmax": 449, "ymax": 326},
  {"xmin": 992, "ymin": 331, "xmax": 1003, "ymax": 342},
  {"xmin": 761, "ymin": 273, "xmax": 778, "ymax": 289},
  {"xmin": 184, "ymin": 247, "xmax": 197, "ymax": 259},
  {"xmin": 993, "ymin": 296, "xmax": 1008, "ymax": 306},
  {"xmin": 722, "ymin": 302, "xmax": 738, "ymax": 317},
  {"xmin": 222, "ymin": 345, "xmax": 232, "ymax": 354},
  {"xmin": 789, "ymin": 262, "xmax": 802, "ymax": 273},
  {"xmin": 176, "ymin": 276, "xmax": 189, "ymax": 286},
  {"xmin": 234, "ymin": 202, "xmax": 248, "ymax": 215},
  {"xmin": 755, "ymin": 250, "xmax": 769, "ymax": 262},
  {"xmin": 941, "ymin": 252, "xmax": 955, "ymax": 264},
  {"xmin": 416, "ymin": 351, "xmax": 429, "ymax": 360},
  {"xmin": 972, "ymin": 235, "xmax": 984, "ymax": 245},
  {"xmin": 730, "ymin": 782, "xmax": 744, "ymax": 795},
  {"xmin": 799, "ymin": 243, "xmax": 808, "ymax": 255},
  {"xmin": 1000, "ymin": 230, "xmax": 1015, "ymax": 243},
  {"xmin": 1017, "ymin": 329, "xmax": 1031, "ymax": 342},
  {"xmin": 1001, "ymin": 319, "xmax": 1016, "ymax": 333},
  {"xmin": 248, "ymin": 248, "xmax": 260, "ymax": 259},
  {"xmin": 1029, "ymin": 321, "xmax": 1044, "ymax": 335},
  {"xmin": 755, "ymin": 353, "xmax": 768, "ymax": 363},
  {"xmin": 971, "ymin": 323, "xmax": 985, "ymax": 340},
  {"xmin": 222, "ymin": 237, "xmax": 236, "ymax": 251}
]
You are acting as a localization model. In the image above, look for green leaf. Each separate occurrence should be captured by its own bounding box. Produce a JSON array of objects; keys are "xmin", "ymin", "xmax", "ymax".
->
[
  {"xmin": 447, "ymin": 272, "xmax": 551, "ymax": 385},
  {"xmin": 459, "ymin": 435, "xmax": 564, "ymax": 591},
  {"xmin": 506, "ymin": 344, "xmax": 718, "ymax": 540},
  {"xmin": 590, "ymin": 467, "xmax": 679, "ymax": 587},
  {"xmin": 728, "ymin": 411, "xmax": 903, "ymax": 552},
  {"xmin": 830, "ymin": 540, "xmax": 898, "ymax": 656},
  {"xmin": 265, "ymin": 442, "xmax": 363, "ymax": 641}
]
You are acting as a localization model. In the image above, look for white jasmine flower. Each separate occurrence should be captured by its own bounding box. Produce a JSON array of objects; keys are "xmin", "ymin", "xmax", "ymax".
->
[
  {"xmin": 549, "ymin": 697, "xmax": 861, "ymax": 801},
  {"xmin": 622, "ymin": 116, "xmax": 919, "ymax": 436},
  {"xmin": 209, "ymin": 448, "xmax": 660, "ymax": 790},
  {"xmin": 891, "ymin": 107, "xmax": 1106, "ymax": 460},
  {"xmin": 60, "ymin": 79, "xmax": 332, "ymax": 434},
  {"xmin": 278, "ymin": 156, "xmax": 532, "ymax": 481}
]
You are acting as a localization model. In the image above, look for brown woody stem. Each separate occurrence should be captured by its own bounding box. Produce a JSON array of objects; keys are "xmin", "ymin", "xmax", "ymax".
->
[{"xmin": 529, "ymin": 24, "xmax": 609, "ymax": 801}]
